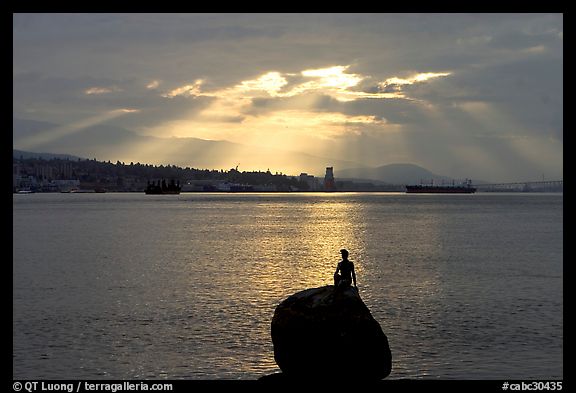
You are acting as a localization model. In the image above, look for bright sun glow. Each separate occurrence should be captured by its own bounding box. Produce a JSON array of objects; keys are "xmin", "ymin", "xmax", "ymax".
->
[
  {"xmin": 140, "ymin": 65, "xmax": 451, "ymax": 161},
  {"xmin": 380, "ymin": 72, "xmax": 451, "ymax": 89},
  {"xmin": 301, "ymin": 65, "xmax": 362, "ymax": 89},
  {"xmin": 162, "ymin": 79, "xmax": 204, "ymax": 98},
  {"xmin": 236, "ymin": 71, "xmax": 288, "ymax": 96},
  {"xmin": 85, "ymin": 86, "xmax": 121, "ymax": 95}
]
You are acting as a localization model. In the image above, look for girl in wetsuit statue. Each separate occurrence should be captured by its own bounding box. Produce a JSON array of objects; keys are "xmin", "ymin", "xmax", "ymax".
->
[{"xmin": 334, "ymin": 249, "xmax": 357, "ymax": 289}]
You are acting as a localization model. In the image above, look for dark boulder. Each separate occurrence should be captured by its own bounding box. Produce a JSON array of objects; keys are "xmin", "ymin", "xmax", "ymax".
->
[{"xmin": 270, "ymin": 285, "xmax": 392, "ymax": 380}]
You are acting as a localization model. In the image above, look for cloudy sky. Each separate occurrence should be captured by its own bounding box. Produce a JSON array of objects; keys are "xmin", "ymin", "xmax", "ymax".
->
[{"xmin": 13, "ymin": 13, "xmax": 563, "ymax": 182}]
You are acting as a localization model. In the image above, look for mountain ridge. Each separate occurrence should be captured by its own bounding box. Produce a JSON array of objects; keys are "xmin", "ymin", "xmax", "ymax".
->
[
  {"xmin": 13, "ymin": 149, "xmax": 86, "ymax": 161},
  {"xmin": 336, "ymin": 163, "xmax": 457, "ymax": 185}
]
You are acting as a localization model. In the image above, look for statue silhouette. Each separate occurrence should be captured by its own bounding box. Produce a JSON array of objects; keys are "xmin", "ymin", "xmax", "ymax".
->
[{"xmin": 334, "ymin": 249, "xmax": 357, "ymax": 289}]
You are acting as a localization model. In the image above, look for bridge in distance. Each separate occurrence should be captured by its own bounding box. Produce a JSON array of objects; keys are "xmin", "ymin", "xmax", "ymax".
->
[{"xmin": 471, "ymin": 180, "xmax": 563, "ymax": 192}]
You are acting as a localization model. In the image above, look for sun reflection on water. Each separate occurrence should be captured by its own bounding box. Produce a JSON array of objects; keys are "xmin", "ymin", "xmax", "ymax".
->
[{"xmin": 247, "ymin": 194, "xmax": 367, "ymax": 298}]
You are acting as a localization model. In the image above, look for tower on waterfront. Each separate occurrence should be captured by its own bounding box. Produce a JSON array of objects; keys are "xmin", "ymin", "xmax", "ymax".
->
[{"xmin": 324, "ymin": 167, "xmax": 335, "ymax": 191}]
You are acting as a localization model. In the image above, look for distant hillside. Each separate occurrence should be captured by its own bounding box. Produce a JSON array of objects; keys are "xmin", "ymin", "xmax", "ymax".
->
[
  {"xmin": 13, "ymin": 117, "xmax": 361, "ymax": 176},
  {"xmin": 337, "ymin": 163, "xmax": 453, "ymax": 185},
  {"xmin": 13, "ymin": 149, "xmax": 86, "ymax": 161}
]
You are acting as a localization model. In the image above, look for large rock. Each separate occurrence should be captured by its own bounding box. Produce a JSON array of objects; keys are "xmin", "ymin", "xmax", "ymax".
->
[{"xmin": 270, "ymin": 285, "xmax": 392, "ymax": 380}]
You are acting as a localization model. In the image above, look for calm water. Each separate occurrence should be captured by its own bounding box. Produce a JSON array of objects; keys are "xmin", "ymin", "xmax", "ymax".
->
[{"xmin": 13, "ymin": 192, "xmax": 563, "ymax": 380}]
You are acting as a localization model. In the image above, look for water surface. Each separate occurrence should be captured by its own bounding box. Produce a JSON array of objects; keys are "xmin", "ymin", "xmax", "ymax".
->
[{"xmin": 13, "ymin": 192, "xmax": 563, "ymax": 379}]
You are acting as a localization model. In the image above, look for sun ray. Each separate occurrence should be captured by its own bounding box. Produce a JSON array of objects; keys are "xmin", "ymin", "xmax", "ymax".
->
[{"xmin": 15, "ymin": 109, "xmax": 140, "ymax": 151}]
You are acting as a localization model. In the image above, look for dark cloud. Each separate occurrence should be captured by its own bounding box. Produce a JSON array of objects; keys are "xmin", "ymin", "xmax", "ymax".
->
[
  {"xmin": 247, "ymin": 94, "xmax": 342, "ymax": 116},
  {"xmin": 13, "ymin": 71, "xmax": 217, "ymax": 131}
]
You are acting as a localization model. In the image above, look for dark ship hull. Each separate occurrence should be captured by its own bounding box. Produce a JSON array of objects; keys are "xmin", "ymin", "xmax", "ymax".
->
[
  {"xmin": 144, "ymin": 189, "xmax": 180, "ymax": 195},
  {"xmin": 145, "ymin": 179, "xmax": 181, "ymax": 194}
]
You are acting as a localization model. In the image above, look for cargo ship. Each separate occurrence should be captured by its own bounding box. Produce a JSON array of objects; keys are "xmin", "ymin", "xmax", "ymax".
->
[
  {"xmin": 145, "ymin": 179, "xmax": 181, "ymax": 195},
  {"xmin": 405, "ymin": 179, "xmax": 476, "ymax": 194}
]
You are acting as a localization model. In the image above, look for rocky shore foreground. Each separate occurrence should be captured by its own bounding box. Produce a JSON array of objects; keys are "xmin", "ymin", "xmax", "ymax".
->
[{"xmin": 261, "ymin": 285, "xmax": 392, "ymax": 381}]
